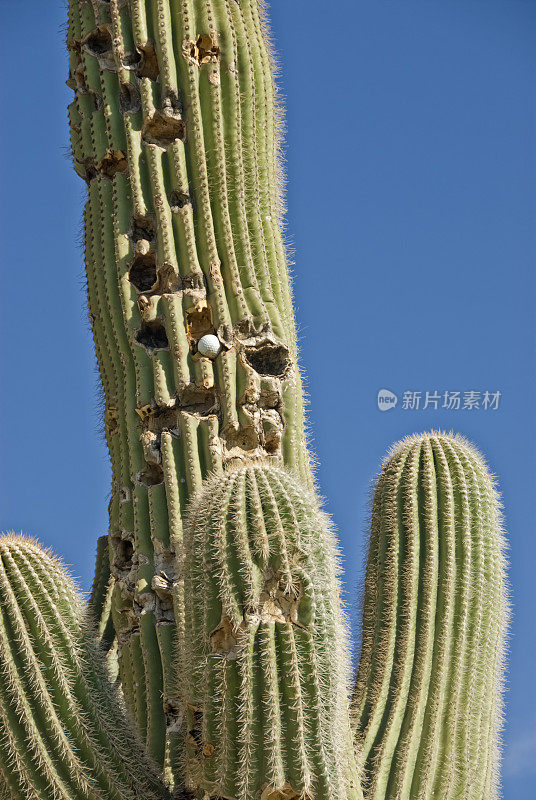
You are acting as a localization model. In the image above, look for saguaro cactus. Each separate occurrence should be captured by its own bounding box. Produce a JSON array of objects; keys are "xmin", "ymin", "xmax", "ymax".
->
[
  {"xmin": 180, "ymin": 463, "xmax": 360, "ymax": 800},
  {"xmin": 66, "ymin": 0, "xmax": 311, "ymax": 775},
  {"xmin": 352, "ymin": 433, "xmax": 508, "ymax": 800},
  {"xmin": 0, "ymin": 3, "xmax": 509, "ymax": 800},
  {"xmin": 0, "ymin": 535, "xmax": 168, "ymax": 800}
]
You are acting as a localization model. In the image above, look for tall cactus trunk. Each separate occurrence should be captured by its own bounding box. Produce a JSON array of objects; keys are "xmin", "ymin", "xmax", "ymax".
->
[{"xmin": 66, "ymin": 0, "xmax": 311, "ymax": 785}]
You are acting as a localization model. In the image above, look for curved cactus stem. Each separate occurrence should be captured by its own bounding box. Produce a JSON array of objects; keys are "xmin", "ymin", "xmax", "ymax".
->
[{"xmin": 351, "ymin": 433, "xmax": 509, "ymax": 800}]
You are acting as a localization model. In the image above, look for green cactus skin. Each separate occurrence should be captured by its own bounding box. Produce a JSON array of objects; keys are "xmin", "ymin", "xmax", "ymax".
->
[
  {"xmin": 0, "ymin": 534, "xmax": 169, "ymax": 800},
  {"xmin": 351, "ymin": 433, "xmax": 508, "ymax": 800},
  {"xmin": 179, "ymin": 463, "xmax": 361, "ymax": 800},
  {"xmin": 66, "ymin": 0, "xmax": 310, "ymax": 775}
]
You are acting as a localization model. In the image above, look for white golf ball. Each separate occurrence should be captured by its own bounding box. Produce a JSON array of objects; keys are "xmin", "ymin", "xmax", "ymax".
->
[{"xmin": 197, "ymin": 334, "xmax": 221, "ymax": 359}]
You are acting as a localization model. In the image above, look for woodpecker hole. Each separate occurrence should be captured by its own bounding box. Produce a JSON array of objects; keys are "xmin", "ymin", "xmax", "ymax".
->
[
  {"xmin": 96, "ymin": 150, "xmax": 128, "ymax": 177},
  {"xmin": 129, "ymin": 253, "xmax": 157, "ymax": 292},
  {"xmin": 83, "ymin": 26, "xmax": 113, "ymax": 57},
  {"xmin": 135, "ymin": 320, "xmax": 169, "ymax": 352},
  {"xmin": 185, "ymin": 303, "xmax": 214, "ymax": 344},
  {"xmin": 184, "ymin": 34, "xmax": 220, "ymax": 66},
  {"xmin": 245, "ymin": 342, "xmax": 290, "ymax": 377},
  {"xmin": 122, "ymin": 51, "xmax": 142, "ymax": 69},
  {"xmin": 189, "ymin": 709, "xmax": 203, "ymax": 748},
  {"xmin": 210, "ymin": 616, "xmax": 238, "ymax": 656},
  {"xmin": 169, "ymin": 189, "xmax": 192, "ymax": 212},
  {"xmin": 142, "ymin": 111, "xmax": 186, "ymax": 148},
  {"xmin": 137, "ymin": 463, "xmax": 164, "ymax": 486},
  {"xmin": 137, "ymin": 42, "xmax": 160, "ymax": 80},
  {"xmin": 130, "ymin": 215, "xmax": 155, "ymax": 243},
  {"xmin": 112, "ymin": 537, "xmax": 134, "ymax": 571},
  {"xmin": 119, "ymin": 82, "xmax": 141, "ymax": 113}
]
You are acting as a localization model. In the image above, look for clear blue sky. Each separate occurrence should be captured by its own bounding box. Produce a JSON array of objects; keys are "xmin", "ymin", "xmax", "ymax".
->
[{"xmin": 1, "ymin": 2, "xmax": 535, "ymax": 797}]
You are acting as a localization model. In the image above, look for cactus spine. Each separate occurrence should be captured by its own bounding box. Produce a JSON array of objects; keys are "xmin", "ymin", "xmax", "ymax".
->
[
  {"xmin": 66, "ymin": 0, "xmax": 310, "ymax": 776},
  {"xmin": 0, "ymin": 535, "xmax": 169, "ymax": 800},
  {"xmin": 180, "ymin": 463, "xmax": 361, "ymax": 800},
  {"xmin": 352, "ymin": 433, "xmax": 508, "ymax": 800}
]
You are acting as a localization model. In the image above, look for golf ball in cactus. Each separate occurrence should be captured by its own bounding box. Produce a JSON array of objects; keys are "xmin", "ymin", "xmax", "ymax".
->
[{"xmin": 197, "ymin": 334, "xmax": 221, "ymax": 359}]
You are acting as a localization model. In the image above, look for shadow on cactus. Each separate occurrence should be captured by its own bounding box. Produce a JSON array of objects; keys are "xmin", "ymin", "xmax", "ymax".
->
[{"xmin": 0, "ymin": 0, "xmax": 508, "ymax": 798}]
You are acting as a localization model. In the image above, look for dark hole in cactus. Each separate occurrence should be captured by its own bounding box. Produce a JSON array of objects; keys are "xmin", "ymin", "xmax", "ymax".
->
[
  {"xmin": 83, "ymin": 26, "xmax": 113, "ymax": 57},
  {"xmin": 84, "ymin": 162, "xmax": 97, "ymax": 182},
  {"xmin": 137, "ymin": 42, "xmax": 160, "ymax": 81},
  {"xmin": 113, "ymin": 537, "xmax": 134, "ymax": 570},
  {"xmin": 130, "ymin": 215, "xmax": 156, "ymax": 242},
  {"xmin": 164, "ymin": 699, "xmax": 181, "ymax": 728},
  {"xmin": 129, "ymin": 253, "xmax": 157, "ymax": 292},
  {"xmin": 96, "ymin": 150, "xmax": 128, "ymax": 177},
  {"xmin": 136, "ymin": 321, "xmax": 169, "ymax": 352},
  {"xmin": 119, "ymin": 82, "xmax": 141, "ymax": 114},
  {"xmin": 245, "ymin": 342, "xmax": 290, "ymax": 377},
  {"xmin": 186, "ymin": 34, "xmax": 220, "ymax": 66},
  {"xmin": 169, "ymin": 189, "xmax": 191, "ymax": 212},
  {"xmin": 137, "ymin": 463, "xmax": 164, "ymax": 486},
  {"xmin": 142, "ymin": 112, "xmax": 186, "ymax": 148},
  {"xmin": 190, "ymin": 709, "xmax": 203, "ymax": 747},
  {"xmin": 122, "ymin": 51, "xmax": 142, "ymax": 68},
  {"xmin": 90, "ymin": 90, "xmax": 102, "ymax": 111}
]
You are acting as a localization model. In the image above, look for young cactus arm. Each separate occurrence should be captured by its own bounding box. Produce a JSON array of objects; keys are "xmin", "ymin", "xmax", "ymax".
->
[
  {"xmin": 88, "ymin": 534, "xmax": 116, "ymax": 653},
  {"xmin": 179, "ymin": 463, "xmax": 362, "ymax": 800},
  {"xmin": 351, "ymin": 433, "xmax": 508, "ymax": 800},
  {"xmin": 0, "ymin": 534, "xmax": 170, "ymax": 800},
  {"xmin": 66, "ymin": 0, "xmax": 310, "ymax": 773}
]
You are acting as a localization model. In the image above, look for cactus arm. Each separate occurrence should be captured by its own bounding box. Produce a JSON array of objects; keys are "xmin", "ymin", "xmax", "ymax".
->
[
  {"xmin": 88, "ymin": 535, "xmax": 116, "ymax": 653},
  {"xmin": 180, "ymin": 464, "xmax": 361, "ymax": 800},
  {"xmin": 88, "ymin": 535, "xmax": 112, "ymax": 622},
  {"xmin": 351, "ymin": 434, "xmax": 508, "ymax": 800},
  {"xmin": 0, "ymin": 535, "xmax": 169, "ymax": 800}
]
